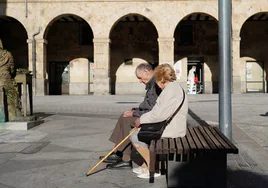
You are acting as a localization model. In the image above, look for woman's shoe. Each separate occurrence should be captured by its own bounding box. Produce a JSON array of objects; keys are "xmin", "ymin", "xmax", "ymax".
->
[
  {"xmin": 132, "ymin": 166, "xmax": 147, "ymax": 174},
  {"xmin": 137, "ymin": 169, "xmax": 161, "ymax": 179}
]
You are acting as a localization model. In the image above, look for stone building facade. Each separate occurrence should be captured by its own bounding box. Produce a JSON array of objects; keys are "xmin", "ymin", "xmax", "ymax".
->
[{"xmin": 0, "ymin": 0, "xmax": 267, "ymax": 95}]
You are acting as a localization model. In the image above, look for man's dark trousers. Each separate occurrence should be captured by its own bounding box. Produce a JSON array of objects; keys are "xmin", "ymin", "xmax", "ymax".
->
[{"xmin": 109, "ymin": 114, "xmax": 136, "ymax": 157}]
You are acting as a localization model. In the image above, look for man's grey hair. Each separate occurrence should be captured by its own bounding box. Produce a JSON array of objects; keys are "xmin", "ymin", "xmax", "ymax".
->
[{"xmin": 135, "ymin": 63, "xmax": 153, "ymax": 72}]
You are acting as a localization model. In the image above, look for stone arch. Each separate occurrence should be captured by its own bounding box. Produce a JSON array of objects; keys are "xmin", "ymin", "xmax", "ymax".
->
[
  {"xmin": 171, "ymin": 10, "xmax": 218, "ymax": 38},
  {"xmin": 238, "ymin": 11, "xmax": 268, "ymax": 35},
  {"xmin": 43, "ymin": 13, "xmax": 94, "ymax": 39},
  {"xmin": 0, "ymin": 16, "xmax": 28, "ymax": 69},
  {"xmin": 108, "ymin": 13, "xmax": 159, "ymax": 39},
  {"xmin": 44, "ymin": 14, "xmax": 94, "ymax": 95},
  {"xmin": 173, "ymin": 12, "xmax": 218, "ymax": 94},
  {"xmin": 240, "ymin": 12, "xmax": 268, "ymax": 93},
  {"xmin": 173, "ymin": 12, "xmax": 218, "ymax": 37},
  {"xmin": 115, "ymin": 58, "xmax": 148, "ymax": 94},
  {"xmin": 235, "ymin": 9, "xmax": 268, "ymax": 34},
  {"xmin": 109, "ymin": 13, "xmax": 159, "ymax": 94}
]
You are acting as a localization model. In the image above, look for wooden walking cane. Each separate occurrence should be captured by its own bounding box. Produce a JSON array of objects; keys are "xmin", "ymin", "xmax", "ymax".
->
[{"xmin": 86, "ymin": 127, "xmax": 138, "ymax": 176}]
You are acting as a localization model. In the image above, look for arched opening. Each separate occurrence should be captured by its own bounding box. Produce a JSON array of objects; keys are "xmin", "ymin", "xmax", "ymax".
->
[
  {"xmin": 44, "ymin": 14, "xmax": 94, "ymax": 95},
  {"xmin": 115, "ymin": 58, "xmax": 149, "ymax": 94},
  {"xmin": 0, "ymin": 16, "xmax": 28, "ymax": 70},
  {"xmin": 174, "ymin": 13, "xmax": 218, "ymax": 94},
  {"xmin": 109, "ymin": 14, "xmax": 158, "ymax": 95},
  {"xmin": 240, "ymin": 12, "xmax": 268, "ymax": 93}
]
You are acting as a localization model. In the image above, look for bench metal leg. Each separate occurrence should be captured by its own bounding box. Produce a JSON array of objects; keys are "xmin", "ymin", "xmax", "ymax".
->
[
  {"xmin": 149, "ymin": 150, "xmax": 156, "ymax": 183},
  {"xmin": 149, "ymin": 172, "xmax": 154, "ymax": 183}
]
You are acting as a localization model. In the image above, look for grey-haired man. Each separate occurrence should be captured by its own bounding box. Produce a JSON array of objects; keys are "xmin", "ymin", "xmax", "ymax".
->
[{"xmin": 101, "ymin": 63, "xmax": 161, "ymax": 169}]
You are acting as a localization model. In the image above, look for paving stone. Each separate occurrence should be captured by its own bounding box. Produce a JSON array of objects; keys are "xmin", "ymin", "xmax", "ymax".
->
[
  {"xmin": 20, "ymin": 142, "xmax": 50, "ymax": 154},
  {"xmin": 240, "ymin": 151, "xmax": 258, "ymax": 167},
  {"xmin": 0, "ymin": 143, "xmax": 31, "ymax": 153},
  {"xmin": 0, "ymin": 94, "xmax": 268, "ymax": 188},
  {"xmin": 0, "ymin": 182, "xmax": 15, "ymax": 188},
  {"xmin": 232, "ymin": 154, "xmax": 250, "ymax": 168},
  {"xmin": 0, "ymin": 153, "xmax": 15, "ymax": 165}
]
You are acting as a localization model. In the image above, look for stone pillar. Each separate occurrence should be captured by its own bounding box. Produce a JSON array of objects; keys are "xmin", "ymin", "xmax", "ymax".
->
[
  {"xmin": 232, "ymin": 30, "xmax": 243, "ymax": 93},
  {"xmin": 158, "ymin": 38, "xmax": 174, "ymax": 65},
  {"xmin": 35, "ymin": 39, "xmax": 48, "ymax": 96},
  {"xmin": 93, "ymin": 38, "xmax": 110, "ymax": 95},
  {"xmin": 69, "ymin": 58, "xmax": 90, "ymax": 95}
]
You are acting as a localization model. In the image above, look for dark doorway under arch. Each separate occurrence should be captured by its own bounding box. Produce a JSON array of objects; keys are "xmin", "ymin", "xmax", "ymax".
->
[
  {"xmin": 0, "ymin": 16, "xmax": 28, "ymax": 69},
  {"xmin": 240, "ymin": 12, "xmax": 268, "ymax": 93},
  {"xmin": 174, "ymin": 13, "xmax": 218, "ymax": 94},
  {"xmin": 45, "ymin": 14, "xmax": 94, "ymax": 95}
]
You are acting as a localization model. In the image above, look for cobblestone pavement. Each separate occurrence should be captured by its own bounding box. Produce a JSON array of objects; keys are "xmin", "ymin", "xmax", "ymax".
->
[{"xmin": 0, "ymin": 93, "xmax": 267, "ymax": 188}]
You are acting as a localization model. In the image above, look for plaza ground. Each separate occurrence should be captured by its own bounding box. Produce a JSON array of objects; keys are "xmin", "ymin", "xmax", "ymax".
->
[{"xmin": 0, "ymin": 94, "xmax": 268, "ymax": 188}]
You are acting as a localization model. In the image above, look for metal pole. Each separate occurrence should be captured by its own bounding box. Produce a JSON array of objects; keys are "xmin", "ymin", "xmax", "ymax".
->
[
  {"xmin": 218, "ymin": 0, "xmax": 232, "ymax": 140},
  {"xmin": 25, "ymin": 0, "xmax": 28, "ymax": 18},
  {"xmin": 32, "ymin": 27, "xmax": 41, "ymax": 96}
]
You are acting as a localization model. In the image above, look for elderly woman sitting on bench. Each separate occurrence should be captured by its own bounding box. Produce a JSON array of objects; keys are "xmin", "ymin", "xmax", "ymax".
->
[{"xmin": 130, "ymin": 63, "xmax": 188, "ymax": 179}]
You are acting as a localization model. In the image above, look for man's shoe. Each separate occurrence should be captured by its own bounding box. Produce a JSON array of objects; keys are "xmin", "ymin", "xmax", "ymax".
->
[
  {"xmin": 99, "ymin": 153, "xmax": 122, "ymax": 163},
  {"xmin": 106, "ymin": 159, "xmax": 132, "ymax": 170}
]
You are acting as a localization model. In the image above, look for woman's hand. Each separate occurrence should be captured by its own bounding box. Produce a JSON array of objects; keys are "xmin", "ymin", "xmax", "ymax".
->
[
  {"xmin": 123, "ymin": 110, "xmax": 133, "ymax": 117},
  {"xmin": 135, "ymin": 118, "xmax": 141, "ymax": 128}
]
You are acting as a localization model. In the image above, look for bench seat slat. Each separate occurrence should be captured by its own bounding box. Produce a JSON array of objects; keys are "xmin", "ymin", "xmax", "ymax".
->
[
  {"xmin": 169, "ymin": 138, "xmax": 176, "ymax": 153},
  {"xmin": 149, "ymin": 140, "xmax": 156, "ymax": 152},
  {"xmin": 198, "ymin": 126, "xmax": 217, "ymax": 150},
  {"xmin": 181, "ymin": 136, "xmax": 190, "ymax": 154},
  {"xmin": 214, "ymin": 127, "xmax": 239, "ymax": 154},
  {"xmin": 208, "ymin": 126, "xmax": 233, "ymax": 152},
  {"xmin": 193, "ymin": 127, "xmax": 211, "ymax": 150},
  {"xmin": 185, "ymin": 128, "xmax": 197, "ymax": 153},
  {"xmin": 175, "ymin": 138, "xmax": 183, "ymax": 154},
  {"xmin": 163, "ymin": 138, "xmax": 169, "ymax": 154},
  {"xmin": 203, "ymin": 126, "xmax": 225, "ymax": 150},
  {"xmin": 156, "ymin": 139, "xmax": 163, "ymax": 154},
  {"xmin": 188, "ymin": 126, "xmax": 204, "ymax": 151}
]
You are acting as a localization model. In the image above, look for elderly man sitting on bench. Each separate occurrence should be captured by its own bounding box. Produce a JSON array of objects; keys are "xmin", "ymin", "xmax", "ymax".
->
[{"xmin": 100, "ymin": 63, "xmax": 162, "ymax": 169}]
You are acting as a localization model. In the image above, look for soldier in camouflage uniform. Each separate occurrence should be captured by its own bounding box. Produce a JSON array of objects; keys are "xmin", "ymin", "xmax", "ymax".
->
[{"xmin": 0, "ymin": 39, "xmax": 22, "ymax": 121}]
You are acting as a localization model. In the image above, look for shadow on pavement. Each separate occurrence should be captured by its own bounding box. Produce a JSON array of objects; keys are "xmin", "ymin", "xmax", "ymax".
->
[
  {"xmin": 166, "ymin": 167, "xmax": 268, "ymax": 188},
  {"xmin": 85, "ymin": 167, "xmax": 107, "ymax": 177},
  {"xmin": 33, "ymin": 112, "xmax": 54, "ymax": 120},
  {"xmin": 227, "ymin": 169, "xmax": 268, "ymax": 188},
  {"xmin": 260, "ymin": 112, "xmax": 268, "ymax": 117},
  {"xmin": 188, "ymin": 109, "xmax": 211, "ymax": 126}
]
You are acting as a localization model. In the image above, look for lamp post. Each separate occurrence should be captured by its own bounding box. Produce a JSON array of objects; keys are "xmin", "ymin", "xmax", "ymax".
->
[{"xmin": 218, "ymin": 0, "xmax": 232, "ymax": 140}]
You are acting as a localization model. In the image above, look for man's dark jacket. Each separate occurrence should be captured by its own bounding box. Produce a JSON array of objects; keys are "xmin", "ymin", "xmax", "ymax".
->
[{"xmin": 132, "ymin": 76, "xmax": 162, "ymax": 117}]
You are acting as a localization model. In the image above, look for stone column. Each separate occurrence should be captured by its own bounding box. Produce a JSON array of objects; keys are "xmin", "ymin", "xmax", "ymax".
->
[
  {"xmin": 158, "ymin": 38, "xmax": 174, "ymax": 65},
  {"xmin": 93, "ymin": 38, "xmax": 110, "ymax": 95},
  {"xmin": 35, "ymin": 39, "xmax": 48, "ymax": 96},
  {"xmin": 232, "ymin": 30, "xmax": 243, "ymax": 93},
  {"xmin": 69, "ymin": 58, "xmax": 90, "ymax": 95}
]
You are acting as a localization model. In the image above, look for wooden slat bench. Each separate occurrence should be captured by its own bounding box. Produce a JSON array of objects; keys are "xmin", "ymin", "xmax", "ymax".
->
[{"xmin": 149, "ymin": 125, "xmax": 239, "ymax": 188}]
